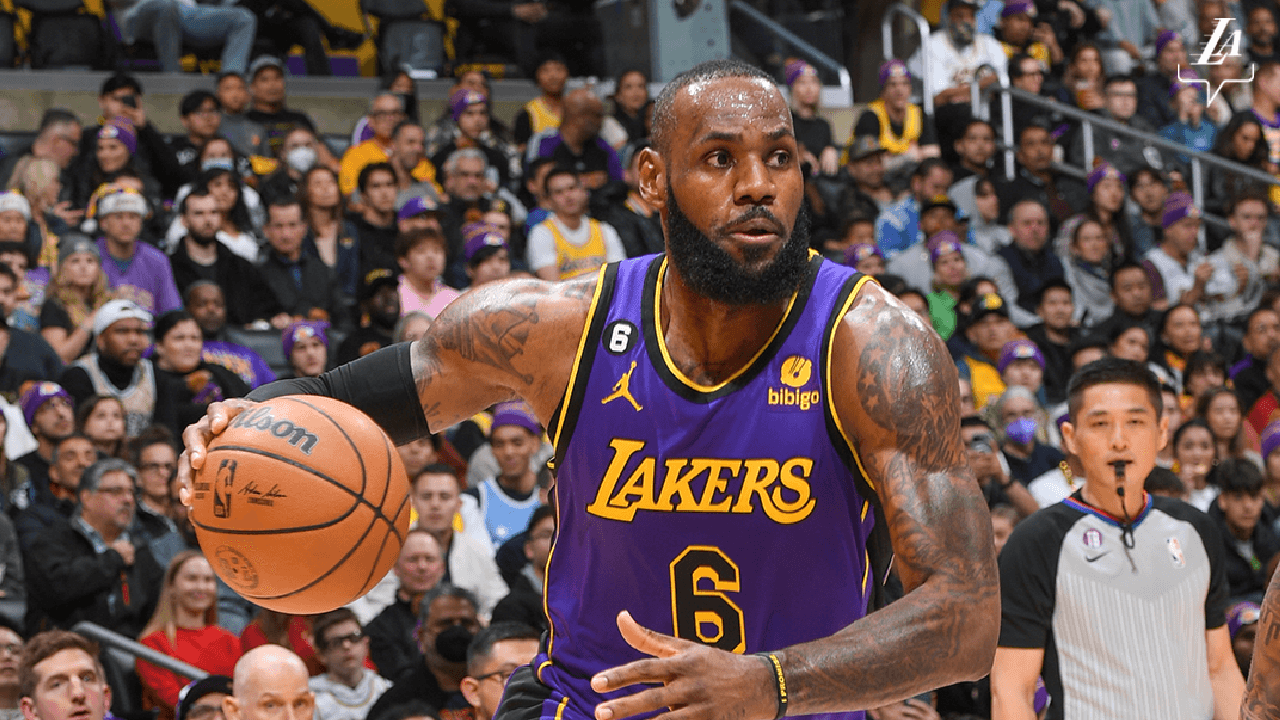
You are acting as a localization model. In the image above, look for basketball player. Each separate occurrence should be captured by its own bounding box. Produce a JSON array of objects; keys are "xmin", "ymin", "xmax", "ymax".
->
[
  {"xmin": 1244, "ymin": 569, "xmax": 1280, "ymax": 718},
  {"xmin": 181, "ymin": 59, "xmax": 999, "ymax": 719}
]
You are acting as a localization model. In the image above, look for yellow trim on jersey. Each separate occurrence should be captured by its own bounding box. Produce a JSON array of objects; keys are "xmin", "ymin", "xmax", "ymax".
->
[
  {"xmin": 825, "ymin": 274, "xmax": 876, "ymax": 491},
  {"xmin": 651, "ymin": 257, "xmax": 803, "ymax": 393},
  {"xmin": 549, "ymin": 263, "xmax": 608, "ymax": 450},
  {"xmin": 552, "ymin": 696, "xmax": 569, "ymax": 720}
]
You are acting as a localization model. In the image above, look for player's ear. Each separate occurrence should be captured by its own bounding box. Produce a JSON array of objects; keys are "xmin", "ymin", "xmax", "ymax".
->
[
  {"xmin": 460, "ymin": 677, "xmax": 482, "ymax": 708},
  {"xmin": 637, "ymin": 147, "xmax": 667, "ymax": 211},
  {"xmin": 1060, "ymin": 420, "xmax": 1077, "ymax": 457}
]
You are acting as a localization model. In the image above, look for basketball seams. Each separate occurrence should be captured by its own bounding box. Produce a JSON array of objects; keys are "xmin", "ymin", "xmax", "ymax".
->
[{"xmin": 197, "ymin": 445, "xmax": 366, "ymax": 534}]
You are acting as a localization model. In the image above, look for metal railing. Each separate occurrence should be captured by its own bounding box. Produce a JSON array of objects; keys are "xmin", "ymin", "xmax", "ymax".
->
[
  {"xmin": 728, "ymin": 0, "xmax": 852, "ymax": 102},
  {"xmin": 882, "ymin": 3, "xmax": 933, "ymax": 116},
  {"xmin": 73, "ymin": 621, "xmax": 207, "ymax": 681}
]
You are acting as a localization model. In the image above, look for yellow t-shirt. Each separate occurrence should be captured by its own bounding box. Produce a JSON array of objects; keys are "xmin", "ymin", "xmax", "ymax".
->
[
  {"xmin": 548, "ymin": 218, "xmax": 607, "ymax": 279},
  {"xmin": 337, "ymin": 140, "xmax": 439, "ymax": 197}
]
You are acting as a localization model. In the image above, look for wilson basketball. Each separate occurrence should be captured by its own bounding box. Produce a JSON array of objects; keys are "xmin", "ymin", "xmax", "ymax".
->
[{"xmin": 190, "ymin": 395, "xmax": 412, "ymax": 614}]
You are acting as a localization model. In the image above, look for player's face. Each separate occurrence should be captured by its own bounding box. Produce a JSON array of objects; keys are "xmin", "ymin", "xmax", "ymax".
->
[
  {"xmin": 465, "ymin": 638, "xmax": 540, "ymax": 720},
  {"xmin": 491, "ymin": 426, "xmax": 537, "ymax": 479},
  {"xmin": 644, "ymin": 76, "xmax": 810, "ymax": 306},
  {"xmin": 318, "ymin": 619, "xmax": 369, "ymax": 678},
  {"xmin": 1062, "ymin": 383, "xmax": 1167, "ymax": 496},
  {"xmin": 394, "ymin": 532, "xmax": 445, "ymax": 594},
  {"xmin": 21, "ymin": 649, "xmax": 110, "ymax": 720},
  {"xmin": 411, "ymin": 473, "xmax": 461, "ymax": 533}
]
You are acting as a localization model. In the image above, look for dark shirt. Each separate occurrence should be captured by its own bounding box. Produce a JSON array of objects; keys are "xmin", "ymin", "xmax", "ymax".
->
[
  {"xmin": 1004, "ymin": 441, "xmax": 1065, "ymax": 486},
  {"xmin": 244, "ymin": 107, "xmax": 316, "ymax": 158},
  {"xmin": 13, "ymin": 495, "xmax": 72, "ymax": 555},
  {"xmin": 170, "ymin": 240, "xmax": 283, "ymax": 326},
  {"xmin": 997, "ymin": 244, "xmax": 1066, "ymax": 314},
  {"xmin": 491, "ymin": 578, "xmax": 546, "ymax": 633},
  {"xmin": 155, "ymin": 362, "xmax": 250, "ymax": 432},
  {"xmin": 77, "ymin": 121, "xmax": 183, "ymax": 200},
  {"xmin": 351, "ymin": 214, "xmax": 399, "ymax": 279},
  {"xmin": 1210, "ymin": 501, "xmax": 1280, "ymax": 601},
  {"xmin": 367, "ymin": 662, "xmax": 464, "ymax": 720},
  {"xmin": 1233, "ymin": 355, "xmax": 1270, "ymax": 412},
  {"xmin": 258, "ymin": 250, "xmax": 340, "ymax": 322},
  {"xmin": 993, "ymin": 164, "xmax": 1088, "ymax": 235},
  {"xmin": 365, "ymin": 595, "xmax": 420, "ymax": 681},
  {"xmin": 0, "ymin": 329, "xmax": 63, "ymax": 394},
  {"xmin": 431, "ymin": 140, "xmax": 511, "ymax": 189},
  {"xmin": 303, "ymin": 222, "xmax": 362, "ymax": 299},
  {"xmin": 1025, "ymin": 324, "xmax": 1078, "ymax": 406},
  {"xmin": 527, "ymin": 133, "xmax": 623, "ymax": 184},
  {"xmin": 336, "ymin": 325, "xmax": 394, "ymax": 365},
  {"xmin": 793, "ymin": 115, "xmax": 835, "ymax": 158}
]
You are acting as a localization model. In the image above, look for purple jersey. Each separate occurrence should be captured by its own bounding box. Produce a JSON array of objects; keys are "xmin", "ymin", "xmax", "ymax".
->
[{"xmin": 535, "ymin": 254, "xmax": 884, "ymax": 720}]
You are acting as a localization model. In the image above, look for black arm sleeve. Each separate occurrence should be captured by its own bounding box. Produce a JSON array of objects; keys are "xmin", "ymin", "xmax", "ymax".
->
[{"xmin": 246, "ymin": 342, "xmax": 430, "ymax": 445}]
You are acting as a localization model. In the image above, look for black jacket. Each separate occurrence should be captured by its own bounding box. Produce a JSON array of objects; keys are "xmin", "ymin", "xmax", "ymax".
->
[
  {"xmin": 366, "ymin": 595, "xmax": 421, "ymax": 681},
  {"xmin": 24, "ymin": 517, "xmax": 163, "ymax": 637},
  {"xmin": 1211, "ymin": 502, "xmax": 1280, "ymax": 601},
  {"xmin": 367, "ymin": 663, "xmax": 460, "ymax": 720},
  {"xmin": 258, "ymin": 250, "xmax": 340, "ymax": 323},
  {"xmin": 170, "ymin": 240, "xmax": 283, "ymax": 326}
]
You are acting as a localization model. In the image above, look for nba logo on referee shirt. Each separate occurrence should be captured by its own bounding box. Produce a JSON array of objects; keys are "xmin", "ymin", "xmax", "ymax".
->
[
  {"xmin": 1083, "ymin": 528, "xmax": 1102, "ymax": 549},
  {"xmin": 1168, "ymin": 537, "xmax": 1186, "ymax": 568}
]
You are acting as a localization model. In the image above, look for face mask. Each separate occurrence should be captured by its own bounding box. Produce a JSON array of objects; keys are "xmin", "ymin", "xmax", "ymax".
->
[
  {"xmin": 949, "ymin": 20, "xmax": 975, "ymax": 48},
  {"xmin": 434, "ymin": 624, "xmax": 473, "ymax": 663},
  {"xmin": 286, "ymin": 146, "xmax": 317, "ymax": 174},
  {"xmin": 201, "ymin": 157, "xmax": 234, "ymax": 172},
  {"xmin": 1005, "ymin": 417, "xmax": 1038, "ymax": 446}
]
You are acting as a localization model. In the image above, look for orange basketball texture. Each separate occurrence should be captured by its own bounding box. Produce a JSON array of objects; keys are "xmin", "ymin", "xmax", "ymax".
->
[{"xmin": 190, "ymin": 395, "xmax": 412, "ymax": 614}]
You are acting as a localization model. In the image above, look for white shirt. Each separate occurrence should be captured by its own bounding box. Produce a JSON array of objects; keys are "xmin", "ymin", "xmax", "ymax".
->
[
  {"xmin": 1143, "ymin": 246, "xmax": 1235, "ymax": 306},
  {"xmin": 526, "ymin": 215, "xmax": 626, "ymax": 274},
  {"xmin": 909, "ymin": 30, "xmax": 1008, "ymax": 95},
  {"xmin": 309, "ymin": 669, "xmax": 391, "ymax": 720}
]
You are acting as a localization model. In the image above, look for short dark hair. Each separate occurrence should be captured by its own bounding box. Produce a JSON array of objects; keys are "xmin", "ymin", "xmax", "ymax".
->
[
  {"xmin": 100, "ymin": 72, "xmax": 141, "ymax": 97},
  {"xmin": 1104, "ymin": 73, "xmax": 1136, "ymax": 91},
  {"xmin": 873, "ymin": 273, "xmax": 908, "ymax": 297},
  {"xmin": 265, "ymin": 195, "xmax": 303, "ymax": 222},
  {"xmin": 155, "ymin": 309, "xmax": 196, "ymax": 344},
  {"xmin": 1183, "ymin": 351, "xmax": 1227, "ymax": 384},
  {"xmin": 651, "ymin": 58, "xmax": 775, "ymax": 155},
  {"xmin": 465, "ymin": 621, "xmax": 541, "ymax": 675},
  {"xmin": 393, "ymin": 120, "xmax": 423, "ymax": 139},
  {"xmin": 526, "ymin": 504, "xmax": 555, "ymax": 535},
  {"xmin": 1228, "ymin": 188, "xmax": 1271, "ymax": 217},
  {"xmin": 1172, "ymin": 416, "xmax": 1211, "ymax": 450},
  {"xmin": 960, "ymin": 414, "xmax": 994, "ymax": 431},
  {"xmin": 1127, "ymin": 165, "xmax": 1166, "ymax": 193},
  {"xmin": 312, "ymin": 608, "xmax": 361, "ymax": 650},
  {"xmin": 525, "ymin": 157, "xmax": 557, "ymax": 192},
  {"xmin": 1016, "ymin": 118, "xmax": 1053, "ymax": 145},
  {"xmin": 395, "ymin": 228, "xmax": 447, "ymax": 258},
  {"xmin": 0, "ymin": 264, "xmax": 16, "ymax": 288},
  {"xmin": 1007, "ymin": 53, "xmax": 1037, "ymax": 78},
  {"xmin": 413, "ymin": 463, "xmax": 461, "ymax": 491},
  {"xmin": 180, "ymin": 188, "xmax": 216, "ymax": 216},
  {"xmin": 1246, "ymin": 305, "xmax": 1280, "ymax": 337},
  {"xmin": 20, "ymin": 631, "xmax": 101, "ymax": 699},
  {"xmin": 1144, "ymin": 466, "xmax": 1186, "ymax": 496},
  {"xmin": 357, "ymin": 162, "xmax": 396, "ymax": 195},
  {"xmin": 1033, "ymin": 277, "xmax": 1072, "ymax": 309},
  {"xmin": 543, "ymin": 166, "xmax": 579, "ymax": 196},
  {"xmin": 379, "ymin": 703, "xmax": 439, "ymax": 720},
  {"xmin": 215, "ymin": 71, "xmax": 244, "ymax": 85},
  {"xmin": 1066, "ymin": 357, "xmax": 1163, "ymax": 422},
  {"xmin": 912, "ymin": 157, "xmax": 951, "ymax": 182},
  {"xmin": 1108, "ymin": 260, "xmax": 1149, "ymax": 291},
  {"xmin": 418, "ymin": 583, "xmax": 478, "ymax": 627},
  {"xmin": 1212, "ymin": 457, "xmax": 1264, "ymax": 495},
  {"xmin": 130, "ymin": 425, "xmax": 177, "ymax": 468},
  {"xmin": 180, "ymin": 90, "xmax": 220, "ymax": 117},
  {"xmin": 38, "ymin": 109, "xmax": 79, "ymax": 134}
]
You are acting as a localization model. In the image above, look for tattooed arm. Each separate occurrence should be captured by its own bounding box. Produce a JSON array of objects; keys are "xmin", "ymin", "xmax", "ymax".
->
[
  {"xmin": 772, "ymin": 281, "xmax": 1000, "ymax": 712},
  {"xmin": 1243, "ymin": 567, "xmax": 1280, "ymax": 720}
]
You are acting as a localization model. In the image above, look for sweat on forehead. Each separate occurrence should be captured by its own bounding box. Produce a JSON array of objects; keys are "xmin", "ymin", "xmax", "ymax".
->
[{"xmin": 651, "ymin": 58, "xmax": 778, "ymax": 155}]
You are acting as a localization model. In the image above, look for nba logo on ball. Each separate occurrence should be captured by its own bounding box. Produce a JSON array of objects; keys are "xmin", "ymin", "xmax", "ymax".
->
[{"xmin": 191, "ymin": 396, "xmax": 412, "ymax": 614}]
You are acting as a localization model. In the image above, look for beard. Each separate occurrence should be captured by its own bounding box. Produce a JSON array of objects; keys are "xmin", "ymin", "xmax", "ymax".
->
[
  {"xmin": 189, "ymin": 228, "xmax": 219, "ymax": 247},
  {"xmin": 664, "ymin": 183, "xmax": 811, "ymax": 306}
]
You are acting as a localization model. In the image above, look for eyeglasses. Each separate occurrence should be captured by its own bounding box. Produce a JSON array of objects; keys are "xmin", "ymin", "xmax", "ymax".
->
[
  {"xmin": 323, "ymin": 631, "xmax": 364, "ymax": 649},
  {"xmin": 473, "ymin": 666, "xmax": 523, "ymax": 684}
]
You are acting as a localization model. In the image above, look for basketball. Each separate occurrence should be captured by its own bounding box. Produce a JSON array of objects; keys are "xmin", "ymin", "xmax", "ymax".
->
[{"xmin": 189, "ymin": 395, "xmax": 412, "ymax": 614}]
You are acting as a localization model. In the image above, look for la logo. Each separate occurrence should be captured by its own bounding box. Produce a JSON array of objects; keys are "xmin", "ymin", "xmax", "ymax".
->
[{"xmin": 1177, "ymin": 17, "xmax": 1255, "ymax": 105}]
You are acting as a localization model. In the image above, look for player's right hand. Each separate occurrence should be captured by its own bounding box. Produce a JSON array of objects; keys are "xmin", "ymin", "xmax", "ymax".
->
[{"xmin": 178, "ymin": 398, "xmax": 258, "ymax": 508}]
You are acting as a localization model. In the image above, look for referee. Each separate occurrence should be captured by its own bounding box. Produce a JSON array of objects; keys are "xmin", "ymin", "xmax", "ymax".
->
[{"xmin": 991, "ymin": 358, "xmax": 1245, "ymax": 719}]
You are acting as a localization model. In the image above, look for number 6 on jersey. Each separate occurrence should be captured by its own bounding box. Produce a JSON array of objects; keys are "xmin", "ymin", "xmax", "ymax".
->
[{"xmin": 669, "ymin": 546, "xmax": 746, "ymax": 653}]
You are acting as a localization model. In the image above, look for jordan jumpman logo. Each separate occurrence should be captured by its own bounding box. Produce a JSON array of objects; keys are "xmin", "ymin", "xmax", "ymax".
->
[{"xmin": 601, "ymin": 360, "xmax": 643, "ymax": 411}]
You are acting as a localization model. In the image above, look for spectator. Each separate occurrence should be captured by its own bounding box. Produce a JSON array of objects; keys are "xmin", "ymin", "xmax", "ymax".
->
[
  {"xmin": 1063, "ymin": 218, "xmax": 1114, "ymax": 327},
  {"xmin": 388, "ymin": 121, "xmax": 443, "ymax": 201},
  {"xmin": 909, "ymin": 0, "xmax": 1008, "ymax": 160},
  {"xmin": 214, "ymin": 72, "xmax": 270, "ymax": 161},
  {"xmin": 171, "ymin": 92, "xmax": 238, "ymax": 185},
  {"xmin": 1229, "ymin": 601, "xmax": 1261, "ymax": 677},
  {"xmin": 962, "ymin": 414, "xmax": 1039, "ymax": 515},
  {"xmin": 109, "ymin": 0, "xmax": 255, "ymax": 75},
  {"xmin": 1262, "ymin": 420, "xmax": 1280, "ymax": 510},
  {"xmin": 785, "ymin": 60, "xmax": 837, "ymax": 176},
  {"xmin": 259, "ymin": 198, "xmax": 339, "ymax": 324},
  {"xmin": 258, "ymin": 125, "xmax": 321, "ymax": 208},
  {"xmin": 959, "ymin": 293, "xmax": 1019, "ymax": 408},
  {"xmin": 513, "ymin": 56, "xmax": 567, "ymax": 149},
  {"xmin": 351, "ymin": 163, "xmax": 400, "ymax": 275},
  {"xmin": 0, "ymin": 109, "xmax": 80, "ymax": 197},
  {"xmin": 1057, "ymin": 162, "xmax": 1137, "ymax": 280},
  {"xmin": 300, "ymin": 166, "xmax": 360, "ymax": 300},
  {"xmin": 856, "ymin": 56, "xmax": 940, "ymax": 178},
  {"xmin": 18, "ymin": 631, "xmax": 111, "ymax": 720},
  {"xmin": 335, "ymin": 268, "xmax": 399, "ymax": 365},
  {"xmin": 1025, "ymin": 279, "xmax": 1077, "ymax": 405},
  {"xmin": 6, "ymin": 159, "xmax": 68, "ymax": 273},
  {"xmin": 609, "ymin": 69, "xmax": 650, "ymax": 149},
  {"xmin": 998, "ymin": 198, "xmax": 1063, "ymax": 315},
  {"xmin": 1067, "ymin": 74, "xmax": 1160, "ymax": 177},
  {"xmin": 224, "ymin": 646, "xmax": 314, "ymax": 720},
  {"xmin": 168, "ymin": 190, "xmax": 284, "ymax": 329},
  {"xmin": 0, "ymin": 267, "xmax": 60, "ymax": 394},
  {"xmin": 925, "ymin": 232, "xmax": 968, "ymax": 340},
  {"xmin": 1126, "ymin": 165, "xmax": 1169, "ymax": 256},
  {"xmin": 950, "ymin": 119, "xmax": 996, "ymax": 188},
  {"xmin": 462, "ymin": 225, "xmax": 512, "ymax": 289},
  {"xmin": 1209, "ymin": 113, "xmax": 1269, "ymax": 216},
  {"xmin": 0, "ymin": 410, "xmax": 33, "ymax": 516},
  {"xmin": 14, "ymin": 434, "xmax": 93, "ymax": 553},
  {"xmin": 526, "ymin": 89, "xmax": 623, "ymax": 191},
  {"xmin": 1206, "ymin": 189, "xmax": 1277, "ymax": 327},
  {"xmin": 1210, "ymin": 459, "xmax": 1279, "ymax": 601},
  {"xmin": 14, "ymin": 384, "xmax": 74, "ymax": 506},
  {"xmin": 998, "ymin": 338, "xmax": 1046, "ymax": 397},
  {"xmin": 993, "ymin": 120, "xmax": 1086, "ymax": 233},
  {"xmin": 396, "ymin": 229, "xmax": 458, "ymax": 320},
  {"xmin": 136, "ymin": 552, "xmax": 240, "ymax": 720},
  {"xmin": 998, "ymin": 54, "xmax": 1057, "ymax": 139},
  {"xmin": 187, "ymin": 137, "xmax": 255, "ymax": 195},
  {"xmin": 1108, "ymin": 318, "xmax": 1152, "ymax": 363},
  {"xmin": 152, "ymin": 310, "xmax": 249, "ymax": 432},
  {"xmin": 1062, "ymin": 42, "xmax": 1106, "ymax": 112},
  {"xmin": 186, "ymin": 282, "xmax": 275, "ymax": 390},
  {"xmin": 595, "ymin": 141, "xmax": 663, "ymax": 260},
  {"xmin": 26, "ymin": 459, "xmax": 163, "ymax": 638},
  {"xmin": 1183, "ymin": 351, "xmax": 1229, "ymax": 410},
  {"xmin": 397, "ymin": 196, "xmax": 443, "ymax": 238},
  {"xmin": 131, "ymin": 426, "xmax": 178, "ymax": 540},
  {"xmin": 996, "ymin": 1, "xmax": 1058, "ymax": 67},
  {"xmin": 1251, "ymin": 5, "xmax": 1280, "ymax": 65},
  {"xmin": 95, "ymin": 190, "xmax": 181, "ymax": 316},
  {"xmin": 461, "ymin": 402, "xmax": 542, "ymax": 548},
  {"xmin": 0, "ymin": 618, "xmax": 17, "ymax": 712},
  {"xmin": 1160, "ymin": 81, "xmax": 1218, "ymax": 170},
  {"xmin": 71, "ymin": 117, "xmax": 163, "ymax": 223},
  {"xmin": 244, "ymin": 57, "xmax": 322, "ymax": 159},
  {"xmin": 490, "ymin": 506, "xmax": 552, "ymax": 633},
  {"xmin": 527, "ymin": 167, "xmax": 624, "ymax": 281},
  {"xmin": 1232, "ymin": 307, "xmax": 1280, "ymax": 411},
  {"xmin": 39, "ymin": 235, "xmax": 108, "ymax": 364},
  {"xmin": 169, "ymin": 167, "xmax": 263, "ymax": 261},
  {"xmin": 1253, "ymin": 62, "xmax": 1280, "ymax": 184},
  {"xmin": 1198, "ymin": 386, "xmax": 1259, "ymax": 467},
  {"xmin": 876, "ymin": 158, "xmax": 952, "ymax": 258},
  {"xmin": 366, "ymin": 584, "xmax": 479, "ymax": 720},
  {"xmin": 282, "ymin": 321, "xmax": 329, "ymax": 379},
  {"xmin": 839, "ymin": 137, "xmax": 894, "ymax": 216},
  {"xmin": 239, "ymin": 610, "xmax": 322, "ymax": 675},
  {"xmin": 60, "ymin": 300, "xmax": 178, "ymax": 438},
  {"xmin": 1099, "ymin": 260, "xmax": 1161, "ymax": 340},
  {"xmin": 990, "ymin": 384, "xmax": 1065, "ymax": 485},
  {"xmin": 174, "ymin": 676, "xmax": 233, "ymax": 720},
  {"xmin": 339, "ymin": 94, "xmax": 409, "ymax": 198},
  {"xmin": 1175, "ymin": 417, "xmax": 1219, "ymax": 511},
  {"xmin": 458, "ymin": 622, "xmax": 540, "ymax": 720},
  {"xmin": 1145, "ymin": 193, "xmax": 1224, "ymax": 307},
  {"xmin": 75, "ymin": 396, "xmax": 125, "ymax": 460},
  {"xmin": 1140, "ymin": 31, "xmax": 1195, "ymax": 130},
  {"xmin": 411, "ymin": 466, "xmax": 507, "ymax": 619},
  {"xmin": 309, "ymin": 609, "xmax": 389, "ymax": 720},
  {"xmin": 74, "ymin": 75, "xmax": 182, "ymax": 202},
  {"xmin": 366, "ymin": 528, "xmax": 445, "ymax": 682},
  {"xmin": 1156, "ymin": 303, "xmax": 1206, "ymax": 383},
  {"xmin": 429, "ymin": 92, "xmax": 516, "ymax": 192}
]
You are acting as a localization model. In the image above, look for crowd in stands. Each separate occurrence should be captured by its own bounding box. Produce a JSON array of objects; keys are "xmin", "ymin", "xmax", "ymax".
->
[{"xmin": 9, "ymin": 0, "xmax": 1280, "ymax": 716}]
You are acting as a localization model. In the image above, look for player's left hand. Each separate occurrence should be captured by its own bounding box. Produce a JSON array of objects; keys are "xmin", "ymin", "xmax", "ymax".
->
[{"xmin": 590, "ymin": 611, "xmax": 777, "ymax": 720}]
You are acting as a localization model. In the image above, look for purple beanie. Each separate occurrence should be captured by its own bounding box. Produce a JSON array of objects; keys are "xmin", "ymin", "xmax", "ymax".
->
[
  {"xmin": 491, "ymin": 400, "xmax": 541, "ymax": 435},
  {"xmin": 842, "ymin": 242, "xmax": 882, "ymax": 268},
  {"xmin": 1156, "ymin": 30, "xmax": 1182, "ymax": 57},
  {"xmin": 449, "ymin": 88, "xmax": 487, "ymax": 121},
  {"xmin": 1001, "ymin": 0, "xmax": 1036, "ymax": 18},
  {"xmin": 20, "ymin": 382, "xmax": 71, "ymax": 428},
  {"xmin": 1162, "ymin": 192, "xmax": 1201, "ymax": 229},
  {"xmin": 98, "ymin": 117, "xmax": 137, "ymax": 156},
  {"xmin": 282, "ymin": 321, "xmax": 329, "ymax": 358},
  {"xmin": 1086, "ymin": 162, "xmax": 1125, "ymax": 194},
  {"xmin": 784, "ymin": 59, "xmax": 817, "ymax": 86},
  {"xmin": 1262, "ymin": 420, "xmax": 1280, "ymax": 461},
  {"xmin": 998, "ymin": 339, "xmax": 1046, "ymax": 374},
  {"xmin": 878, "ymin": 59, "xmax": 911, "ymax": 87},
  {"xmin": 1228, "ymin": 601, "xmax": 1261, "ymax": 639},
  {"xmin": 927, "ymin": 231, "xmax": 963, "ymax": 265}
]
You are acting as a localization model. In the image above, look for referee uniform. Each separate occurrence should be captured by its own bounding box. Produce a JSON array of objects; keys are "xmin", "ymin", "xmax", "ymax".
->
[{"xmin": 998, "ymin": 490, "xmax": 1229, "ymax": 719}]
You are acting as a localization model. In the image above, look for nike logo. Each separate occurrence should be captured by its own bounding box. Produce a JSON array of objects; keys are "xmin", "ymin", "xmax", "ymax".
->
[{"xmin": 1085, "ymin": 553, "xmax": 1109, "ymax": 563}]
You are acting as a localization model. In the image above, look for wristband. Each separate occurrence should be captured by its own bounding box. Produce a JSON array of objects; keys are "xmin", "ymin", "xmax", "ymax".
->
[{"xmin": 755, "ymin": 652, "xmax": 788, "ymax": 719}]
